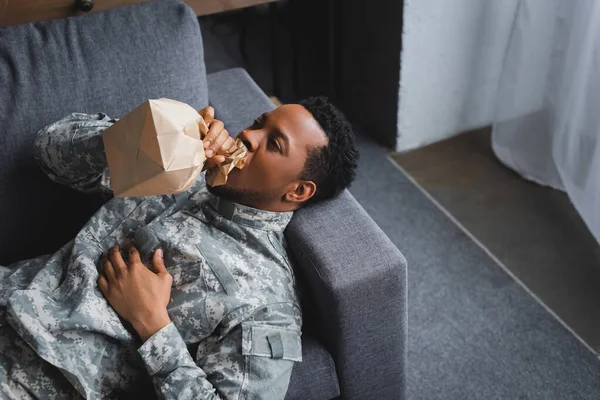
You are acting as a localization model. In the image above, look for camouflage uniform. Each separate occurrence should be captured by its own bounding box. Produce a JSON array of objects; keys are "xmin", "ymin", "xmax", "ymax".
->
[{"xmin": 0, "ymin": 113, "xmax": 302, "ymax": 399}]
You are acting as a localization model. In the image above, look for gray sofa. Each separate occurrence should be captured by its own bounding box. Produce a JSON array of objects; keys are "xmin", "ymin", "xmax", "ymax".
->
[{"xmin": 0, "ymin": 1, "xmax": 407, "ymax": 399}]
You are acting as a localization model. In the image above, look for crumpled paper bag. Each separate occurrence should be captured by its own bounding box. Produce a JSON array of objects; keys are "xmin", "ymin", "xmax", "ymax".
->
[
  {"xmin": 205, "ymin": 138, "xmax": 248, "ymax": 187},
  {"xmin": 102, "ymin": 98, "xmax": 247, "ymax": 197}
]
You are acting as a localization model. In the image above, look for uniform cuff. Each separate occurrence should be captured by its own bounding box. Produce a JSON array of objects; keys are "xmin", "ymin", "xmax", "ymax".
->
[{"xmin": 138, "ymin": 322, "xmax": 196, "ymax": 376}]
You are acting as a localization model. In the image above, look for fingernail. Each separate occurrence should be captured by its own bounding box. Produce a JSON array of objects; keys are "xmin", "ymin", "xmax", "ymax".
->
[
  {"xmin": 204, "ymin": 141, "xmax": 211, "ymax": 148},
  {"xmin": 156, "ymin": 248, "xmax": 163, "ymax": 258},
  {"xmin": 206, "ymin": 150, "xmax": 214, "ymax": 158}
]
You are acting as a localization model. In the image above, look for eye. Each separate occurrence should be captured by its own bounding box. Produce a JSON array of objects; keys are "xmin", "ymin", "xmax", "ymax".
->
[
  {"xmin": 269, "ymin": 138, "xmax": 282, "ymax": 153},
  {"xmin": 252, "ymin": 115, "xmax": 264, "ymax": 127}
]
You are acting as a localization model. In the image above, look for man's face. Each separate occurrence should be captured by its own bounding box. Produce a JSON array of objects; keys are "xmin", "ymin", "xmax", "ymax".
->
[{"xmin": 208, "ymin": 104, "xmax": 327, "ymax": 211}]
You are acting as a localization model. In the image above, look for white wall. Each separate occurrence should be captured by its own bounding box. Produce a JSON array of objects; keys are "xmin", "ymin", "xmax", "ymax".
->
[{"xmin": 396, "ymin": 0, "xmax": 519, "ymax": 152}]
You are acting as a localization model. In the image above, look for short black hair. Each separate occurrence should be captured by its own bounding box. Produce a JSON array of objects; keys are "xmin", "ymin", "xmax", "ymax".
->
[{"xmin": 299, "ymin": 96, "xmax": 359, "ymax": 206}]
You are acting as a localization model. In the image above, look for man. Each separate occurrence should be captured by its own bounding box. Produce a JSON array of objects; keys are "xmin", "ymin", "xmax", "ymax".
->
[{"xmin": 0, "ymin": 97, "xmax": 359, "ymax": 399}]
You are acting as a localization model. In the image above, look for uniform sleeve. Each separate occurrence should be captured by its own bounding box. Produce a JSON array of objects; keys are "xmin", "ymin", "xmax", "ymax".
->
[
  {"xmin": 33, "ymin": 113, "xmax": 115, "ymax": 194},
  {"xmin": 138, "ymin": 306, "xmax": 302, "ymax": 400}
]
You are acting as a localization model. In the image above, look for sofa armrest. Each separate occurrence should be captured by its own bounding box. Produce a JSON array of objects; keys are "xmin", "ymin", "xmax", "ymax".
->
[{"xmin": 286, "ymin": 190, "xmax": 407, "ymax": 400}]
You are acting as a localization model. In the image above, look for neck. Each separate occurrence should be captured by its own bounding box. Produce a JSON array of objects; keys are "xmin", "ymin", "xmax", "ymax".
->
[
  {"xmin": 206, "ymin": 184, "xmax": 298, "ymax": 212},
  {"xmin": 236, "ymin": 198, "xmax": 297, "ymax": 213},
  {"xmin": 208, "ymin": 196, "xmax": 294, "ymax": 231}
]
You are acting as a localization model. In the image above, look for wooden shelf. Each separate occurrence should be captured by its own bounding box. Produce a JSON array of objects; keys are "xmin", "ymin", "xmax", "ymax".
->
[
  {"xmin": 0, "ymin": 0, "xmax": 278, "ymax": 26},
  {"xmin": 187, "ymin": 0, "xmax": 277, "ymax": 17}
]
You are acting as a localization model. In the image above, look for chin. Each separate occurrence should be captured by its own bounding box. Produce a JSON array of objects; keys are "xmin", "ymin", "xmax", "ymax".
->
[
  {"xmin": 207, "ymin": 180, "xmax": 280, "ymax": 209},
  {"xmin": 207, "ymin": 182, "xmax": 232, "ymax": 197},
  {"xmin": 207, "ymin": 181, "xmax": 247, "ymax": 204}
]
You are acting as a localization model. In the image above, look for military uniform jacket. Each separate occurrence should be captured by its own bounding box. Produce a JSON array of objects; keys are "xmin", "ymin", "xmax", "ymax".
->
[{"xmin": 0, "ymin": 113, "xmax": 302, "ymax": 399}]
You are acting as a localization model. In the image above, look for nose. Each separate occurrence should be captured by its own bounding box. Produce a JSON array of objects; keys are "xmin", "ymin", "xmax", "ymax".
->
[{"xmin": 238, "ymin": 129, "xmax": 261, "ymax": 152}]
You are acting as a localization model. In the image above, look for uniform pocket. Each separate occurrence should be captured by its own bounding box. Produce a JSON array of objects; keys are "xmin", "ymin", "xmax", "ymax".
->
[
  {"xmin": 93, "ymin": 198, "xmax": 158, "ymax": 248},
  {"xmin": 93, "ymin": 195, "xmax": 179, "ymax": 250},
  {"xmin": 169, "ymin": 260, "xmax": 202, "ymax": 286},
  {"xmin": 241, "ymin": 323, "xmax": 302, "ymax": 362},
  {"xmin": 132, "ymin": 226, "xmax": 160, "ymax": 261},
  {"xmin": 239, "ymin": 323, "xmax": 301, "ymax": 398}
]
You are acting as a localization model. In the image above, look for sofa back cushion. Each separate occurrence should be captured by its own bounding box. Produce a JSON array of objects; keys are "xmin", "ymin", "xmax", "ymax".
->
[{"xmin": 0, "ymin": 0, "xmax": 208, "ymax": 264}]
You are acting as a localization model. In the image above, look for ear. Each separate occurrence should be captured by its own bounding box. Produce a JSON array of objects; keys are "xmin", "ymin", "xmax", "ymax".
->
[{"xmin": 284, "ymin": 180, "xmax": 317, "ymax": 206}]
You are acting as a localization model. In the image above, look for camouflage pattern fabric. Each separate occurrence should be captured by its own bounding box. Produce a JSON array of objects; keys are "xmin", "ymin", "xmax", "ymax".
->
[{"xmin": 0, "ymin": 114, "xmax": 302, "ymax": 399}]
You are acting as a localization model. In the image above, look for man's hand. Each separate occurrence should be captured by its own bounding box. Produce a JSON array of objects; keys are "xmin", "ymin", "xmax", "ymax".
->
[
  {"xmin": 98, "ymin": 245, "xmax": 173, "ymax": 342},
  {"xmin": 199, "ymin": 106, "xmax": 235, "ymax": 169}
]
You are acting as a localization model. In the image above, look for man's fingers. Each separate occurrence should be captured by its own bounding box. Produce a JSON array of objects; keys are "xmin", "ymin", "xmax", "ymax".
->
[
  {"xmin": 109, "ymin": 246, "xmax": 127, "ymax": 276},
  {"xmin": 198, "ymin": 117, "xmax": 209, "ymax": 137},
  {"xmin": 97, "ymin": 274, "xmax": 109, "ymax": 295},
  {"xmin": 199, "ymin": 106, "xmax": 215, "ymax": 125},
  {"xmin": 216, "ymin": 136, "xmax": 235, "ymax": 155},
  {"xmin": 128, "ymin": 245, "xmax": 141, "ymax": 264},
  {"xmin": 204, "ymin": 155, "xmax": 226, "ymax": 169},
  {"xmin": 207, "ymin": 129, "xmax": 230, "ymax": 157},
  {"xmin": 203, "ymin": 120, "xmax": 225, "ymax": 151},
  {"xmin": 152, "ymin": 249, "xmax": 168, "ymax": 275},
  {"xmin": 104, "ymin": 260, "xmax": 117, "ymax": 281}
]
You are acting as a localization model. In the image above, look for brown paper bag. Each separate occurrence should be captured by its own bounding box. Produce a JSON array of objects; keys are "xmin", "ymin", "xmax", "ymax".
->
[
  {"xmin": 103, "ymin": 98, "xmax": 248, "ymax": 197},
  {"xmin": 103, "ymin": 98, "xmax": 207, "ymax": 197}
]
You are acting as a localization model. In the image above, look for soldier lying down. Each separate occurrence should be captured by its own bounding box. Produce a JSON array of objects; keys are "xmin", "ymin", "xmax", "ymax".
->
[{"xmin": 0, "ymin": 97, "xmax": 359, "ymax": 400}]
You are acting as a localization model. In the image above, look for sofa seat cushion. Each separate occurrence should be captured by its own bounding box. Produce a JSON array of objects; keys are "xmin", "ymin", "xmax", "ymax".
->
[{"xmin": 285, "ymin": 335, "xmax": 340, "ymax": 400}]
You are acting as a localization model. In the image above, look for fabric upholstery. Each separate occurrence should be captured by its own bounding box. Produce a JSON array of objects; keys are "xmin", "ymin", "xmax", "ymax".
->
[
  {"xmin": 285, "ymin": 336, "xmax": 340, "ymax": 400},
  {"xmin": 288, "ymin": 191, "xmax": 408, "ymax": 400},
  {"xmin": 208, "ymin": 68, "xmax": 407, "ymax": 399},
  {"xmin": 207, "ymin": 68, "xmax": 276, "ymax": 135},
  {"xmin": 0, "ymin": 0, "xmax": 208, "ymax": 264}
]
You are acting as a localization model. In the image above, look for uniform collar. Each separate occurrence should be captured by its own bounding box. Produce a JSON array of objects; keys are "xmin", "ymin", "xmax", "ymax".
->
[{"xmin": 208, "ymin": 196, "xmax": 293, "ymax": 232}]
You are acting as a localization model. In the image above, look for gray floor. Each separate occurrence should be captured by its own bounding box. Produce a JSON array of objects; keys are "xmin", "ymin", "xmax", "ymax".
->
[
  {"xmin": 391, "ymin": 128, "xmax": 600, "ymax": 354},
  {"xmin": 355, "ymin": 135, "xmax": 600, "ymax": 400},
  {"xmin": 200, "ymin": 14, "xmax": 600, "ymax": 399}
]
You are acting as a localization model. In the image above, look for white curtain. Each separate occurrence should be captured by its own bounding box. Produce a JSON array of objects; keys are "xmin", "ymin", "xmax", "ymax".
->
[{"xmin": 492, "ymin": 0, "xmax": 600, "ymax": 241}]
